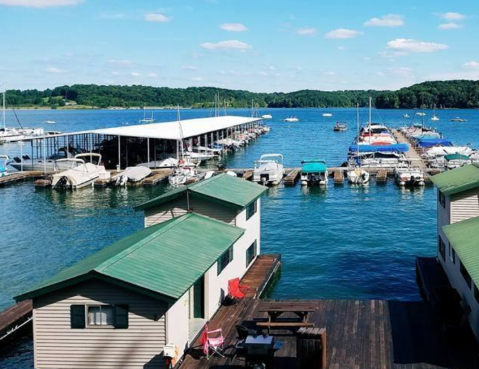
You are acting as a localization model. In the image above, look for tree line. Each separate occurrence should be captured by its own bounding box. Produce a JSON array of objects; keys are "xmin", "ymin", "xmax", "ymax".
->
[{"xmin": 4, "ymin": 80, "xmax": 479, "ymax": 109}]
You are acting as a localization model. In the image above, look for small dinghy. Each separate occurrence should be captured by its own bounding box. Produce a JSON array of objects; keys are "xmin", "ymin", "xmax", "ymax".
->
[
  {"xmin": 347, "ymin": 167, "xmax": 369, "ymax": 185},
  {"xmin": 114, "ymin": 166, "xmax": 152, "ymax": 186}
]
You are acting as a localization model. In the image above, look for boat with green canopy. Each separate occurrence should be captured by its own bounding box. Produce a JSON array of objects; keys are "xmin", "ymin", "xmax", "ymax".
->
[
  {"xmin": 445, "ymin": 154, "xmax": 471, "ymax": 170},
  {"xmin": 300, "ymin": 159, "xmax": 328, "ymax": 186}
]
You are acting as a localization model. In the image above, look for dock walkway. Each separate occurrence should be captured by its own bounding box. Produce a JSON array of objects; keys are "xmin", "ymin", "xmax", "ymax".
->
[
  {"xmin": 392, "ymin": 129, "xmax": 429, "ymax": 172},
  {"xmin": 0, "ymin": 300, "xmax": 32, "ymax": 342}
]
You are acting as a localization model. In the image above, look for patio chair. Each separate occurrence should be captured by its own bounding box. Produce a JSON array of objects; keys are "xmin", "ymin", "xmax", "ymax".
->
[
  {"xmin": 227, "ymin": 278, "xmax": 251, "ymax": 303},
  {"xmin": 201, "ymin": 324, "xmax": 225, "ymax": 360}
]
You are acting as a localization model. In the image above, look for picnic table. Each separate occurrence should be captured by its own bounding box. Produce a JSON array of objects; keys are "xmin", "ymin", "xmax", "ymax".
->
[{"xmin": 256, "ymin": 301, "xmax": 317, "ymax": 333}]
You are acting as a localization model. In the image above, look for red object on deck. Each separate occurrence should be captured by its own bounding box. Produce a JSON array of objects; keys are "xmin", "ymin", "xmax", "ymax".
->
[{"xmin": 228, "ymin": 278, "xmax": 250, "ymax": 300}]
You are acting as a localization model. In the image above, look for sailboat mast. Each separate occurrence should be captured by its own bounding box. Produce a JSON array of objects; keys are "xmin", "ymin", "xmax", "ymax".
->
[
  {"xmin": 357, "ymin": 103, "xmax": 360, "ymax": 159},
  {"xmin": 368, "ymin": 96, "xmax": 372, "ymax": 144},
  {"xmin": 2, "ymin": 86, "xmax": 5, "ymax": 130}
]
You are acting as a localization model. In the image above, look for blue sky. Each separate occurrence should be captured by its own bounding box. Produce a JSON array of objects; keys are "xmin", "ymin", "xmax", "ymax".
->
[{"xmin": 1, "ymin": 0, "xmax": 478, "ymax": 92}]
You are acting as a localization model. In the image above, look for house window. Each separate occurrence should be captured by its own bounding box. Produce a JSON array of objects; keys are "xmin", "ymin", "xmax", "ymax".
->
[
  {"xmin": 439, "ymin": 191, "xmax": 446, "ymax": 208},
  {"xmin": 246, "ymin": 240, "xmax": 258, "ymax": 267},
  {"xmin": 449, "ymin": 243, "xmax": 456, "ymax": 264},
  {"xmin": 88, "ymin": 305, "xmax": 115, "ymax": 326},
  {"xmin": 246, "ymin": 200, "xmax": 257, "ymax": 221},
  {"xmin": 70, "ymin": 304, "xmax": 129, "ymax": 329},
  {"xmin": 218, "ymin": 246, "xmax": 234, "ymax": 275},
  {"xmin": 460, "ymin": 261, "xmax": 472, "ymax": 288},
  {"xmin": 438, "ymin": 237, "xmax": 446, "ymax": 261}
]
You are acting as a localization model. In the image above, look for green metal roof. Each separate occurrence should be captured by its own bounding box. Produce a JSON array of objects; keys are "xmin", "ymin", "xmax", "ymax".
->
[
  {"xmin": 135, "ymin": 173, "xmax": 267, "ymax": 211},
  {"xmin": 16, "ymin": 213, "xmax": 245, "ymax": 302},
  {"xmin": 443, "ymin": 216, "xmax": 479, "ymax": 288},
  {"xmin": 301, "ymin": 160, "xmax": 327, "ymax": 174},
  {"xmin": 431, "ymin": 164, "xmax": 479, "ymax": 196}
]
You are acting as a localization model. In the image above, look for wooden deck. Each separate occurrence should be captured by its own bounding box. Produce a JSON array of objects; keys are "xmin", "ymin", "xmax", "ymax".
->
[
  {"xmin": 0, "ymin": 171, "xmax": 44, "ymax": 187},
  {"xmin": 180, "ymin": 297, "xmax": 479, "ymax": 369},
  {"xmin": 0, "ymin": 299, "xmax": 32, "ymax": 342}
]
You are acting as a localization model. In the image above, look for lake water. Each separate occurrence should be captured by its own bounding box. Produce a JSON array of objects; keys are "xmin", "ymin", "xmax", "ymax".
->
[{"xmin": 1, "ymin": 107, "xmax": 478, "ymax": 367}]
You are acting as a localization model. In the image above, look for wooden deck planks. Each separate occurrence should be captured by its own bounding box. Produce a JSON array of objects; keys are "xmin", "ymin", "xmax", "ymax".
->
[{"xmin": 0, "ymin": 299, "xmax": 32, "ymax": 339}]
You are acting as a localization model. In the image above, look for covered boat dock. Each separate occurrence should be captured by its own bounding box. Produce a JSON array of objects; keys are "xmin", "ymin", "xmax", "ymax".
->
[{"xmin": 21, "ymin": 115, "xmax": 264, "ymax": 171}]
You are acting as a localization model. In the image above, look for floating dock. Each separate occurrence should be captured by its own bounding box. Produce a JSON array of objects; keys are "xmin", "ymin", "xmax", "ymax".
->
[
  {"xmin": 283, "ymin": 169, "xmax": 300, "ymax": 186},
  {"xmin": 0, "ymin": 171, "xmax": 44, "ymax": 187},
  {"xmin": 333, "ymin": 169, "xmax": 344, "ymax": 184},
  {"xmin": 0, "ymin": 299, "xmax": 32, "ymax": 342}
]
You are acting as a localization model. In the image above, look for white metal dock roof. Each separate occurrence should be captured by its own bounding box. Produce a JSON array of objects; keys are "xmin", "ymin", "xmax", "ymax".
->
[{"xmin": 91, "ymin": 115, "xmax": 261, "ymax": 140}]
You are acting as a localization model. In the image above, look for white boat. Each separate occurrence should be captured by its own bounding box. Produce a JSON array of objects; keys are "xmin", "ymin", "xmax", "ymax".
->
[
  {"xmin": 51, "ymin": 154, "xmax": 109, "ymax": 189},
  {"xmin": 430, "ymin": 105, "xmax": 439, "ymax": 121},
  {"xmin": 333, "ymin": 122, "xmax": 347, "ymax": 132},
  {"xmin": 43, "ymin": 120, "xmax": 56, "ymax": 124},
  {"xmin": 402, "ymin": 114, "xmax": 410, "ymax": 118},
  {"xmin": 322, "ymin": 113, "xmax": 333, "ymax": 117},
  {"xmin": 422, "ymin": 146, "xmax": 473, "ymax": 160},
  {"xmin": 347, "ymin": 104, "xmax": 370, "ymax": 185},
  {"xmin": 139, "ymin": 108, "xmax": 155, "ymax": 123},
  {"xmin": 114, "ymin": 166, "xmax": 151, "ymax": 186},
  {"xmin": 416, "ymin": 112, "xmax": 426, "ymax": 116},
  {"xmin": 300, "ymin": 159, "xmax": 328, "ymax": 186},
  {"xmin": 394, "ymin": 164, "xmax": 425, "ymax": 186},
  {"xmin": 284, "ymin": 117, "xmax": 299, "ymax": 123},
  {"xmin": 450, "ymin": 117, "xmax": 467, "ymax": 123},
  {"xmin": 0, "ymin": 155, "xmax": 11, "ymax": 178},
  {"xmin": 137, "ymin": 157, "xmax": 179, "ymax": 169},
  {"xmin": 168, "ymin": 164, "xmax": 197, "ymax": 186},
  {"xmin": 252, "ymin": 153, "xmax": 284, "ymax": 185},
  {"xmin": 261, "ymin": 114, "xmax": 273, "ymax": 119},
  {"xmin": 10, "ymin": 147, "xmax": 82, "ymax": 172}
]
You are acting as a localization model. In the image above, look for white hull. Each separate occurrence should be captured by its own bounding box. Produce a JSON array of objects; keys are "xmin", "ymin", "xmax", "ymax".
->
[
  {"xmin": 347, "ymin": 168, "xmax": 370, "ymax": 184},
  {"xmin": 394, "ymin": 166, "xmax": 425, "ymax": 186}
]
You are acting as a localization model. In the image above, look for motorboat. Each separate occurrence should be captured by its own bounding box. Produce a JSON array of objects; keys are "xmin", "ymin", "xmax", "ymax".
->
[
  {"xmin": 431, "ymin": 105, "xmax": 439, "ymax": 121},
  {"xmin": 168, "ymin": 164, "xmax": 197, "ymax": 186},
  {"xmin": 333, "ymin": 122, "xmax": 347, "ymax": 132},
  {"xmin": 0, "ymin": 155, "xmax": 11, "ymax": 178},
  {"xmin": 445, "ymin": 154, "xmax": 471, "ymax": 170},
  {"xmin": 394, "ymin": 164, "xmax": 425, "ymax": 186},
  {"xmin": 284, "ymin": 117, "xmax": 299, "ymax": 123},
  {"xmin": 322, "ymin": 113, "xmax": 333, "ymax": 117},
  {"xmin": 348, "ymin": 152, "xmax": 406, "ymax": 169},
  {"xmin": 114, "ymin": 166, "xmax": 151, "ymax": 186},
  {"xmin": 300, "ymin": 159, "xmax": 328, "ymax": 186},
  {"xmin": 450, "ymin": 117, "xmax": 467, "ymax": 123},
  {"xmin": 402, "ymin": 114, "xmax": 410, "ymax": 118},
  {"xmin": 184, "ymin": 151, "xmax": 216, "ymax": 163},
  {"xmin": 51, "ymin": 154, "xmax": 109, "ymax": 189},
  {"xmin": 10, "ymin": 147, "xmax": 83, "ymax": 172},
  {"xmin": 347, "ymin": 167, "xmax": 370, "ymax": 185},
  {"xmin": 137, "ymin": 157, "xmax": 179, "ymax": 169},
  {"xmin": 261, "ymin": 114, "xmax": 273, "ymax": 119},
  {"xmin": 253, "ymin": 154, "xmax": 284, "ymax": 185},
  {"xmin": 43, "ymin": 120, "xmax": 56, "ymax": 124},
  {"xmin": 416, "ymin": 112, "xmax": 426, "ymax": 116},
  {"xmin": 422, "ymin": 146, "xmax": 473, "ymax": 160}
]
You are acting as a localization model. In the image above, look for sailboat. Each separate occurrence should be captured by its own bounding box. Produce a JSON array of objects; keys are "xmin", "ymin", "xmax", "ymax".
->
[
  {"xmin": 347, "ymin": 103, "xmax": 370, "ymax": 185},
  {"xmin": 139, "ymin": 108, "xmax": 155, "ymax": 123},
  {"xmin": 168, "ymin": 107, "xmax": 197, "ymax": 186},
  {"xmin": 431, "ymin": 105, "xmax": 440, "ymax": 121}
]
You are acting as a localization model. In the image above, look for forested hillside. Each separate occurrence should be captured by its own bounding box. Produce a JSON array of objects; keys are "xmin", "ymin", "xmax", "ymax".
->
[{"xmin": 4, "ymin": 80, "xmax": 479, "ymax": 109}]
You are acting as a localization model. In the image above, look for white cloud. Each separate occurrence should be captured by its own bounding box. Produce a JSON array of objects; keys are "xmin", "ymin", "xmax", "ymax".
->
[
  {"xmin": 200, "ymin": 40, "xmax": 251, "ymax": 51},
  {"xmin": 364, "ymin": 14, "xmax": 404, "ymax": 27},
  {"xmin": 111, "ymin": 71, "xmax": 120, "ymax": 75},
  {"xmin": 464, "ymin": 61, "xmax": 479, "ymax": 69},
  {"xmin": 325, "ymin": 28, "xmax": 363, "ymax": 39},
  {"xmin": 323, "ymin": 71, "xmax": 336, "ymax": 76},
  {"xmin": 148, "ymin": 72, "xmax": 158, "ymax": 78},
  {"xmin": 337, "ymin": 46, "xmax": 346, "ymax": 51},
  {"xmin": 438, "ymin": 22, "xmax": 463, "ymax": 30},
  {"xmin": 220, "ymin": 23, "xmax": 248, "ymax": 32},
  {"xmin": 108, "ymin": 59, "xmax": 133, "ymax": 67},
  {"xmin": 131, "ymin": 72, "xmax": 141, "ymax": 77},
  {"xmin": 296, "ymin": 27, "xmax": 317, "ymax": 36},
  {"xmin": 386, "ymin": 38, "xmax": 448, "ymax": 53},
  {"xmin": 45, "ymin": 67, "xmax": 66, "ymax": 74},
  {"xmin": 0, "ymin": 0, "xmax": 82, "ymax": 7},
  {"xmin": 144, "ymin": 13, "xmax": 171, "ymax": 23},
  {"xmin": 436, "ymin": 12, "xmax": 466, "ymax": 21},
  {"xmin": 182, "ymin": 65, "xmax": 199, "ymax": 70}
]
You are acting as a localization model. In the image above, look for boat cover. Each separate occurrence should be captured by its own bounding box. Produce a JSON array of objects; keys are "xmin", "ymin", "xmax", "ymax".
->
[
  {"xmin": 445, "ymin": 154, "xmax": 470, "ymax": 161},
  {"xmin": 301, "ymin": 159, "xmax": 327, "ymax": 173},
  {"xmin": 416, "ymin": 138, "xmax": 453, "ymax": 148},
  {"xmin": 349, "ymin": 144, "xmax": 409, "ymax": 153}
]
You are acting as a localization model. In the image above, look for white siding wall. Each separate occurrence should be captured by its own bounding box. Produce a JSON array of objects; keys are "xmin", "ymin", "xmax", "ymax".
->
[
  {"xmin": 439, "ymin": 241, "xmax": 479, "ymax": 341},
  {"xmin": 33, "ymin": 280, "xmax": 168, "ymax": 369},
  {"xmin": 144, "ymin": 196, "xmax": 237, "ymax": 227},
  {"xmin": 165, "ymin": 291, "xmax": 190, "ymax": 355},
  {"xmin": 451, "ymin": 188, "xmax": 479, "ymax": 224},
  {"xmin": 204, "ymin": 199, "xmax": 261, "ymax": 319}
]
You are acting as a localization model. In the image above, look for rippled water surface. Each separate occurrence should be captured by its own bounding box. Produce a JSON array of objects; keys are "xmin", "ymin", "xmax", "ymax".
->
[{"xmin": 1, "ymin": 107, "xmax": 479, "ymax": 367}]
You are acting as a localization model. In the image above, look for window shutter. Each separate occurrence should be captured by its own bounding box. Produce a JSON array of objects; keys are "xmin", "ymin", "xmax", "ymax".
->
[
  {"xmin": 114, "ymin": 305, "xmax": 129, "ymax": 329},
  {"xmin": 70, "ymin": 305, "xmax": 85, "ymax": 329}
]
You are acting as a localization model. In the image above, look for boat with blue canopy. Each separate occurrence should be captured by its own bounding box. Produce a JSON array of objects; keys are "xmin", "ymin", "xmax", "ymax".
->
[
  {"xmin": 300, "ymin": 159, "xmax": 328, "ymax": 186},
  {"xmin": 349, "ymin": 144, "xmax": 409, "ymax": 153},
  {"xmin": 416, "ymin": 138, "xmax": 453, "ymax": 148}
]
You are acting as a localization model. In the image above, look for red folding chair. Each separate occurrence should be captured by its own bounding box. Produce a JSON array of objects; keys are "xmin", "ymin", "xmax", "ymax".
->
[{"xmin": 228, "ymin": 278, "xmax": 251, "ymax": 302}]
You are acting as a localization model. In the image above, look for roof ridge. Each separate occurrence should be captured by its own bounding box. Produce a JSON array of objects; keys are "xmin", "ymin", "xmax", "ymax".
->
[
  {"xmin": 96, "ymin": 214, "xmax": 194, "ymax": 273},
  {"xmin": 189, "ymin": 173, "xmax": 224, "ymax": 190}
]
